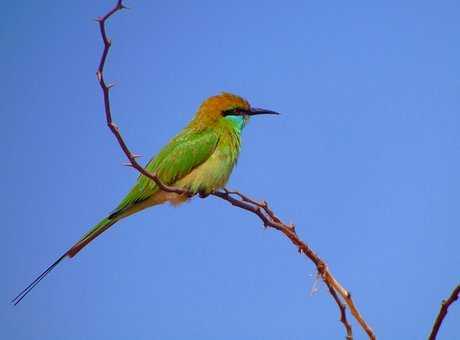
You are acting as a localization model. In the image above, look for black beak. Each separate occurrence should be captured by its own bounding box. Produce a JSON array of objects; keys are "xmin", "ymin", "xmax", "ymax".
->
[{"xmin": 247, "ymin": 107, "xmax": 281, "ymax": 116}]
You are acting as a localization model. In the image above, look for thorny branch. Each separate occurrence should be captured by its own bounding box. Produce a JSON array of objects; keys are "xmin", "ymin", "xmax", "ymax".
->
[
  {"xmin": 429, "ymin": 284, "xmax": 460, "ymax": 340},
  {"xmin": 211, "ymin": 189, "xmax": 370, "ymax": 339},
  {"xmin": 96, "ymin": 0, "xmax": 187, "ymax": 197},
  {"xmin": 95, "ymin": 1, "xmax": 377, "ymax": 339}
]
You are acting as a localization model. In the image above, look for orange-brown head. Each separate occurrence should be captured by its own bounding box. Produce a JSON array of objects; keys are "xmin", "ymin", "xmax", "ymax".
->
[{"xmin": 189, "ymin": 92, "xmax": 279, "ymax": 130}]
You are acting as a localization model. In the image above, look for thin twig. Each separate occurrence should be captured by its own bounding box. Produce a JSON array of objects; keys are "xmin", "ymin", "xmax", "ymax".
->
[
  {"xmin": 95, "ymin": 1, "xmax": 376, "ymax": 339},
  {"xmin": 429, "ymin": 284, "xmax": 460, "ymax": 340},
  {"xmin": 328, "ymin": 285, "xmax": 353, "ymax": 340}
]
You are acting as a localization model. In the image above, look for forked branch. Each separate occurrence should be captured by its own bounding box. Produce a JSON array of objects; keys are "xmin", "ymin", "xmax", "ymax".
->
[{"xmin": 95, "ymin": 1, "xmax": 377, "ymax": 339}]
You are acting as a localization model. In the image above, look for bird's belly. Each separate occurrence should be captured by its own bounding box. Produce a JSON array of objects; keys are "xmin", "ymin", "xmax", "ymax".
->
[
  {"xmin": 173, "ymin": 146, "xmax": 236, "ymax": 195},
  {"xmin": 135, "ymin": 149, "xmax": 235, "ymax": 210}
]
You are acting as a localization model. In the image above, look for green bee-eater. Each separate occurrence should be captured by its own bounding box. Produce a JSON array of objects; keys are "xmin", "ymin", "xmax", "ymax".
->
[{"xmin": 13, "ymin": 92, "xmax": 279, "ymax": 304}]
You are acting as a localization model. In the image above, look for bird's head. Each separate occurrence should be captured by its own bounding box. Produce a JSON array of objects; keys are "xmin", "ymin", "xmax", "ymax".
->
[{"xmin": 190, "ymin": 92, "xmax": 279, "ymax": 130}]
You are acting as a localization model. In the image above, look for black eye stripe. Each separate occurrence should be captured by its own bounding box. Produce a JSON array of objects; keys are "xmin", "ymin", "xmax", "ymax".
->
[{"xmin": 222, "ymin": 107, "xmax": 246, "ymax": 116}]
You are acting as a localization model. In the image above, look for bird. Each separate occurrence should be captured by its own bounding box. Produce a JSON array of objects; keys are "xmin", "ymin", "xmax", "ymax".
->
[{"xmin": 12, "ymin": 92, "xmax": 279, "ymax": 304}]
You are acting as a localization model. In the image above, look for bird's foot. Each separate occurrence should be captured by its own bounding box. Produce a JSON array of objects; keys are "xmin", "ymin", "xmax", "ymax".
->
[{"xmin": 198, "ymin": 191, "xmax": 210, "ymax": 198}]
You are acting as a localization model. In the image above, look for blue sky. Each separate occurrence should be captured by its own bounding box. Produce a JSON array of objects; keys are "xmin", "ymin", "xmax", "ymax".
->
[{"xmin": 2, "ymin": 1, "xmax": 459, "ymax": 339}]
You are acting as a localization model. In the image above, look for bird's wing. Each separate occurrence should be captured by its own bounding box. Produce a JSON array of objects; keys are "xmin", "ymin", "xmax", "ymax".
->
[{"xmin": 110, "ymin": 128, "xmax": 219, "ymax": 217}]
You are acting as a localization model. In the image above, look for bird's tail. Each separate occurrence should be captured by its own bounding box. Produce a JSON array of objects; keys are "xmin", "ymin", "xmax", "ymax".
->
[
  {"xmin": 12, "ymin": 217, "xmax": 117, "ymax": 305},
  {"xmin": 67, "ymin": 217, "xmax": 117, "ymax": 258}
]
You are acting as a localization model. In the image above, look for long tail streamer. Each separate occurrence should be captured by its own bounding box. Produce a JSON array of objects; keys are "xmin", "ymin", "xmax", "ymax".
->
[{"xmin": 11, "ymin": 253, "xmax": 67, "ymax": 305}]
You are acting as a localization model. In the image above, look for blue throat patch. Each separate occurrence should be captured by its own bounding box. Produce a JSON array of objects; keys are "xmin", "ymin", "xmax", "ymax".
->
[{"xmin": 224, "ymin": 115, "xmax": 247, "ymax": 133}]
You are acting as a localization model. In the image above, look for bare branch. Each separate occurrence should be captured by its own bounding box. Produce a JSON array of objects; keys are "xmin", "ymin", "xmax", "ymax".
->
[
  {"xmin": 211, "ymin": 190, "xmax": 376, "ymax": 339},
  {"xmin": 429, "ymin": 284, "xmax": 460, "ymax": 340},
  {"xmin": 95, "ymin": 1, "xmax": 376, "ymax": 339}
]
